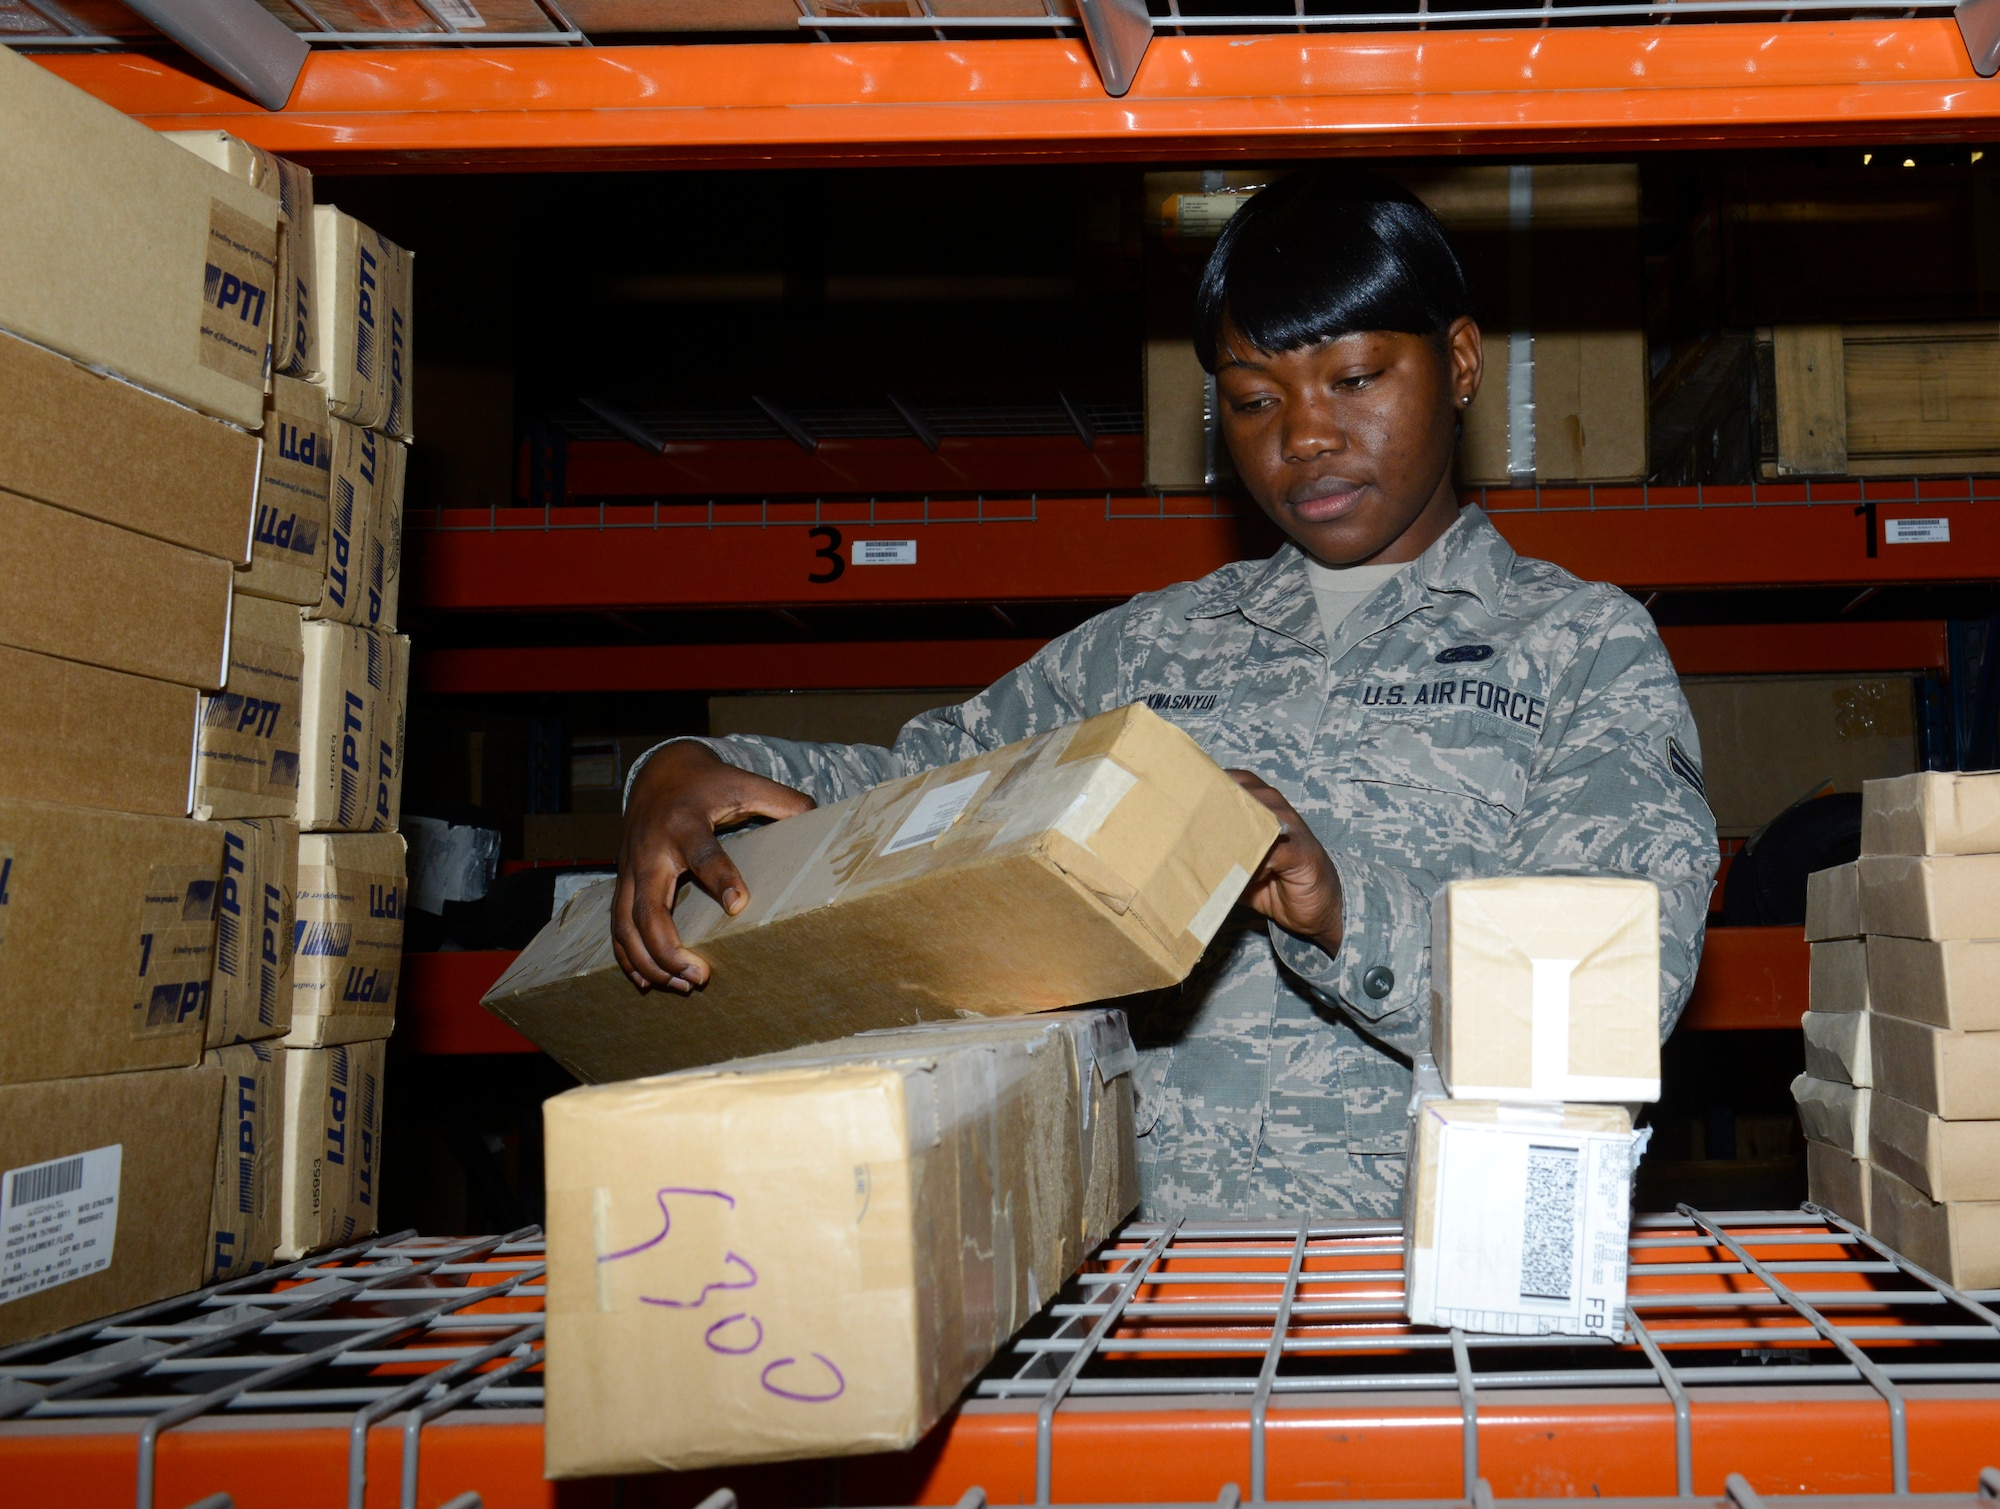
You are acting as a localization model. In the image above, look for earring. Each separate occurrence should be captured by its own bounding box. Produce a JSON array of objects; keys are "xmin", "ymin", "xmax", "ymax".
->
[{"xmin": 1460, "ymin": 395, "xmax": 1471, "ymax": 407}]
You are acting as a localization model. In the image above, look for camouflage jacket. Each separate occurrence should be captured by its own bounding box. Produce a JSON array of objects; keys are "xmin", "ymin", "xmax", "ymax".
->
[{"xmin": 633, "ymin": 506, "xmax": 1718, "ymax": 1221}]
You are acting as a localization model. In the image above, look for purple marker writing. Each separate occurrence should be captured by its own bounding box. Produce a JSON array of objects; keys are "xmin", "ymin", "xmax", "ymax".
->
[
  {"xmin": 705, "ymin": 1313, "xmax": 764, "ymax": 1356},
  {"xmin": 761, "ymin": 1353, "xmax": 846, "ymax": 1404}
]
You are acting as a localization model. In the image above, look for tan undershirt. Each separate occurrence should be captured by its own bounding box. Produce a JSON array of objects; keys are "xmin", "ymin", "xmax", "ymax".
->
[{"xmin": 1304, "ymin": 558, "xmax": 1413, "ymax": 647}]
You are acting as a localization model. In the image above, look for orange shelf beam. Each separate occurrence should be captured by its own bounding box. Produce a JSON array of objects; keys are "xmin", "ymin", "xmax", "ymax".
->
[
  {"xmin": 395, "ymin": 950, "xmax": 536, "ymax": 1054},
  {"xmin": 1680, "ymin": 925, "xmax": 1809, "ymax": 1031},
  {"xmin": 32, "ymin": 22, "xmax": 2000, "ymax": 170}
]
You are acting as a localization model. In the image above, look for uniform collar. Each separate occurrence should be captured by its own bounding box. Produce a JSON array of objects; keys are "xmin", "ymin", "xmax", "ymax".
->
[{"xmin": 1187, "ymin": 503, "xmax": 1513, "ymax": 629}]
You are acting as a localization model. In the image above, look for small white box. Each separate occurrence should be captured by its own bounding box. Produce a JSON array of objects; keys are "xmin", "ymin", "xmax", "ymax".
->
[{"xmin": 1404, "ymin": 1095, "xmax": 1644, "ymax": 1339}]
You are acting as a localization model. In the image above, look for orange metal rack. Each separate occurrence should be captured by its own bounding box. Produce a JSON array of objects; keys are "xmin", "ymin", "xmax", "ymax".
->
[{"xmin": 6, "ymin": 1211, "xmax": 1998, "ymax": 1509}]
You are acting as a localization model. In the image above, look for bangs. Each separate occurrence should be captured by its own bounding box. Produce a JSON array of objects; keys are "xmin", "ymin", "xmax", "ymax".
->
[{"xmin": 1193, "ymin": 168, "xmax": 1472, "ymax": 373}]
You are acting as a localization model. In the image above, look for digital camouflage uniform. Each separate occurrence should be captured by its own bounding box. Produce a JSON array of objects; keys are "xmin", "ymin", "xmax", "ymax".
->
[{"xmin": 633, "ymin": 506, "xmax": 1719, "ymax": 1221}]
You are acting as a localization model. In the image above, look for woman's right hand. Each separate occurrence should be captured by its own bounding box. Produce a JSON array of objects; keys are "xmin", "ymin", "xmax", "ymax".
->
[{"xmin": 611, "ymin": 741, "xmax": 816, "ymax": 994}]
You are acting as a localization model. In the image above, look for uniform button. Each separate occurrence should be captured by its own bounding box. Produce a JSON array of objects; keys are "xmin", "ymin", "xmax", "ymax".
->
[{"xmin": 1362, "ymin": 966, "xmax": 1395, "ymax": 1000}]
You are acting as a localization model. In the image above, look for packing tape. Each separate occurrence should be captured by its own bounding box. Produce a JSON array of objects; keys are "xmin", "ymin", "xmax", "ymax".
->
[{"xmin": 1528, "ymin": 955, "xmax": 1580, "ymax": 1098}]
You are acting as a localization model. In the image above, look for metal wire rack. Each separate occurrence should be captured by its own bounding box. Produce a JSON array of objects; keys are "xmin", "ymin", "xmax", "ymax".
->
[
  {"xmin": 0, "ymin": 1227, "xmax": 546, "ymax": 1509},
  {"xmin": 4, "ymin": 1207, "xmax": 1999, "ymax": 1509}
]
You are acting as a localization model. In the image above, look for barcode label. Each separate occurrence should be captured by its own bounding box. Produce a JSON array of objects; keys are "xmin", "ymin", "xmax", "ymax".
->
[
  {"xmin": 0, "ymin": 1144, "xmax": 123, "ymax": 1306},
  {"xmin": 882, "ymin": 773, "xmax": 990, "ymax": 856},
  {"xmin": 7, "ymin": 1157, "xmax": 83, "ymax": 1208},
  {"xmin": 428, "ymin": 0, "xmax": 486, "ymax": 25},
  {"xmin": 853, "ymin": 539, "xmax": 917, "ymax": 566},
  {"xmin": 1885, "ymin": 517, "xmax": 1949, "ymax": 544},
  {"xmin": 1519, "ymin": 1144, "xmax": 1581, "ymax": 1301}
]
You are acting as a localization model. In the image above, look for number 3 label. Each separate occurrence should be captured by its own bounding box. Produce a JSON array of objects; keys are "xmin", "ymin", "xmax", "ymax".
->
[{"xmin": 808, "ymin": 525, "xmax": 845, "ymax": 584}]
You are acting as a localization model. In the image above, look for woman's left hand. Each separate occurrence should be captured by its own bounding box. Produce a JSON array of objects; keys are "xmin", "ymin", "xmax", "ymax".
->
[{"xmin": 1226, "ymin": 769, "xmax": 1344, "ymax": 955}]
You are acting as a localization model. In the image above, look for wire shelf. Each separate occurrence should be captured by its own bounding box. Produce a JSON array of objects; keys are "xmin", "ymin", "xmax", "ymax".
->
[{"xmin": 4, "ymin": 1208, "xmax": 1998, "ymax": 1509}]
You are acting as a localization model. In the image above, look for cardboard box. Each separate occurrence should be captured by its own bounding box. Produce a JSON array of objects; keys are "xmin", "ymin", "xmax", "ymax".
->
[
  {"xmin": 289, "ymin": 832, "xmax": 407, "ymax": 1047},
  {"xmin": 1681, "ymin": 677, "xmax": 1917, "ymax": 837},
  {"xmin": 297, "ymin": 621, "xmax": 409, "ymax": 833},
  {"xmin": 0, "ymin": 797, "xmax": 222, "ymax": 1087},
  {"xmin": 1429, "ymin": 877, "xmax": 1660, "ymax": 1102},
  {"xmin": 542, "ymin": 1009, "xmax": 1139, "ymax": 1476},
  {"xmin": 308, "ymin": 420, "xmax": 402, "ymax": 631},
  {"xmin": 1862, "ymin": 770, "xmax": 2000, "ymax": 856},
  {"xmin": 314, "ymin": 208, "xmax": 412, "ymax": 436},
  {"xmin": 207, "ymin": 818, "xmax": 299, "ymax": 1048},
  {"xmin": 1869, "ymin": 1087, "xmax": 2000, "ymax": 1203},
  {"xmin": 1802, "ymin": 1009, "xmax": 1871, "ymax": 1087},
  {"xmin": 0, "ymin": 487, "xmax": 234, "ymax": 690},
  {"xmin": 205, "ymin": 1040, "xmax": 285, "ymax": 1283},
  {"xmin": 1857, "ymin": 853, "xmax": 2000, "ymax": 941},
  {"xmin": 1791, "ymin": 1073, "xmax": 1869, "ymax": 1156},
  {"xmin": 240, "ymin": 377, "xmax": 331, "ymax": 607},
  {"xmin": 0, "ymin": 47, "xmax": 279, "ymax": 429},
  {"xmin": 0, "ymin": 328, "xmax": 258, "ymax": 564},
  {"xmin": 1810, "ymin": 939, "xmax": 1868, "ymax": 1015},
  {"xmin": 1404, "ymin": 1098, "xmax": 1641, "ymax": 1338},
  {"xmin": 1805, "ymin": 863, "xmax": 1862, "ymax": 942},
  {"xmin": 0, "ymin": 1063, "xmax": 222, "ymax": 1346},
  {"xmin": 195, "ymin": 592, "xmax": 304, "ymax": 822},
  {"xmin": 486, "ymin": 704, "xmax": 1279, "ymax": 1084},
  {"xmin": 277, "ymin": 1038, "xmax": 383, "ymax": 1260},
  {"xmin": 1806, "ymin": 1139, "xmax": 1871, "ymax": 1229},
  {"xmin": 163, "ymin": 130, "xmax": 317, "ymax": 381},
  {"xmin": 1868, "ymin": 1161, "xmax": 2000, "ymax": 1289},
  {"xmin": 1868, "ymin": 1014, "xmax": 2000, "ymax": 1119},
  {"xmin": 0, "ymin": 644, "xmax": 199, "ymax": 819},
  {"xmin": 1866, "ymin": 934, "xmax": 2000, "ymax": 1033}
]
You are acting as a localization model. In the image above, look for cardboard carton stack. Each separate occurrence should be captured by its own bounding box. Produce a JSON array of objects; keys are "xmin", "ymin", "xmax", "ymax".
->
[
  {"xmin": 1405, "ymin": 877, "xmax": 1660, "ymax": 1339},
  {"xmin": 0, "ymin": 50, "xmax": 296, "ymax": 1343},
  {"xmin": 1795, "ymin": 772, "xmax": 2000, "ymax": 1289},
  {"xmin": 1797, "ymin": 863, "xmax": 1873, "ymax": 1228}
]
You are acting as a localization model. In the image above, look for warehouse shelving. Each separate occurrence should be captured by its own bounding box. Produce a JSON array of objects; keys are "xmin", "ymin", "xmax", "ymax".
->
[{"xmin": 7, "ymin": 1211, "xmax": 1999, "ymax": 1507}]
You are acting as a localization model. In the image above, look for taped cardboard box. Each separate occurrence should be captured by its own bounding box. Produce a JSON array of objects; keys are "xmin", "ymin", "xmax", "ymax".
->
[
  {"xmin": 1866, "ymin": 935, "xmax": 2000, "ymax": 1033},
  {"xmin": 1862, "ymin": 770, "xmax": 2000, "ymax": 856},
  {"xmin": 163, "ymin": 130, "xmax": 317, "ymax": 381},
  {"xmin": 0, "ymin": 644, "xmax": 199, "ymax": 819},
  {"xmin": 1810, "ymin": 939, "xmax": 1869, "ymax": 1014},
  {"xmin": 1869, "ymin": 1087, "xmax": 2000, "ymax": 1203},
  {"xmin": 485, "ymin": 704, "xmax": 1280, "ymax": 1084},
  {"xmin": 0, "ymin": 487, "xmax": 233, "ymax": 690},
  {"xmin": 1802, "ymin": 1009, "xmax": 1872, "ymax": 1087},
  {"xmin": 277, "ymin": 1038, "xmax": 383, "ymax": 1260},
  {"xmin": 1868, "ymin": 1162, "xmax": 2000, "ymax": 1290},
  {"xmin": 1857, "ymin": 853, "xmax": 2000, "ymax": 941},
  {"xmin": 1806, "ymin": 1140, "xmax": 1871, "ymax": 1230},
  {"xmin": 289, "ymin": 832, "xmax": 407, "ymax": 1048},
  {"xmin": 1868, "ymin": 1014, "xmax": 2000, "ymax": 1120},
  {"xmin": 297, "ymin": 621, "xmax": 409, "ymax": 833},
  {"xmin": 239, "ymin": 377, "xmax": 331, "ymax": 607},
  {"xmin": 0, "ymin": 797, "xmax": 222, "ymax": 1087},
  {"xmin": 195, "ymin": 593, "xmax": 304, "ymax": 822},
  {"xmin": 1429, "ymin": 877, "xmax": 1661, "ymax": 1102},
  {"xmin": 543, "ymin": 1009, "xmax": 1140, "ymax": 1476},
  {"xmin": 313, "ymin": 209, "xmax": 412, "ymax": 437},
  {"xmin": 309, "ymin": 420, "xmax": 403, "ymax": 631},
  {"xmin": 0, "ymin": 328, "xmax": 258, "ymax": 564},
  {"xmin": 0, "ymin": 1062, "xmax": 222, "ymax": 1347},
  {"xmin": 0, "ymin": 46, "xmax": 278, "ymax": 429},
  {"xmin": 1404, "ymin": 1097, "xmax": 1642, "ymax": 1338},
  {"xmin": 1790, "ymin": 1073, "xmax": 1869, "ymax": 1157},
  {"xmin": 1805, "ymin": 862, "xmax": 1863, "ymax": 942},
  {"xmin": 205, "ymin": 1039, "xmax": 285, "ymax": 1283},
  {"xmin": 207, "ymin": 818, "xmax": 299, "ymax": 1048}
]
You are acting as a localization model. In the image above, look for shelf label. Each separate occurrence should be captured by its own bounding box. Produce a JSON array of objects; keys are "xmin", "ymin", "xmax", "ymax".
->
[
  {"xmin": 853, "ymin": 540, "xmax": 917, "ymax": 566},
  {"xmin": 1885, "ymin": 517, "xmax": 1950, "ymax": 544}
]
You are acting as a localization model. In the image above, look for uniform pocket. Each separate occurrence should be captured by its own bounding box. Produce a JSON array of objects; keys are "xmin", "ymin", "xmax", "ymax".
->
[{"xmin": 1345, "ymin": 713, "xmax": 1534, "ymax": 819}]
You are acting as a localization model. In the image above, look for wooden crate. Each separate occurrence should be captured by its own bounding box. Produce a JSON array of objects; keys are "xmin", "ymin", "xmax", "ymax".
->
[{"xmin": 1759, "ymin": 322, "xmax": 2000, "ymax": 478}]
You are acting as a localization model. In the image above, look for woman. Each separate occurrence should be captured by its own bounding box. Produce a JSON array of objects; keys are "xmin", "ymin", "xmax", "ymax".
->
[{"xmin": 610, "ymin": 166, "xmax": 1718, "ymax": 1220}]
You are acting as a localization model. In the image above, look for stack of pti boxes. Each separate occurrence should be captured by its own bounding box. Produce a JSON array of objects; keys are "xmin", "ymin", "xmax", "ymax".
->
[
  {"xmin": 0, "ymin": 52, "xmax": 410, "ymax": 1347},
  {"xmin": 162, "ymin": 129, "xmax": 415, "ymax": 1269},
  {"xmin": 1798, "ymin": 771, "xmax": 2000, "ymax": 1289},
  {"xmin": 1405, "ymin": 878, "xmax": 1660, "ymax": 1339}
]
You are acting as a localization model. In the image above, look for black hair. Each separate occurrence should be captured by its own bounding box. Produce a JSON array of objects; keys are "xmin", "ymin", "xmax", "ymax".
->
[{"xmin": 1193, "ymin": 166, "xmax": 1472, "ymax": 373}]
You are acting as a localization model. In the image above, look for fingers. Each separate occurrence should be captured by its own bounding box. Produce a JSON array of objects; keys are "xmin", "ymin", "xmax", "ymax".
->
[
  {"xmin": 721, "ymin": 772, "xmax": 818, "ymax": 826},
  {"xmin": 610, "ymin": 859, "xmax": 693, "ymax": 994},
  {"xmin": 681, "ymin": 827, "xmax": 752, "ymax": 920}
]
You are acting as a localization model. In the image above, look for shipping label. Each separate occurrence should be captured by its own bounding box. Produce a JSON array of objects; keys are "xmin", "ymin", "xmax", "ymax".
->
[
  {"xmin": 200, "ymin": 201, "xmax": 278, "ymax": 388},
  {"xmin": 0, "ymin": 1144, "xmax": 122, "ymax": 1306}
]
